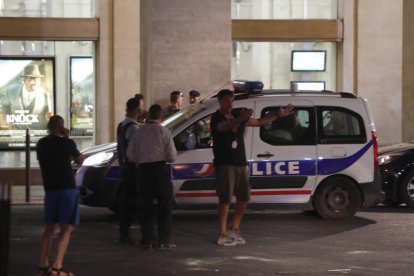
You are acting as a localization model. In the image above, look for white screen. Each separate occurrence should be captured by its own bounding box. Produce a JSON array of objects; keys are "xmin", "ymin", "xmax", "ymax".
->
[{"xmin": 292, "ymin": 51, "xmax": 326, "ymax": 71}]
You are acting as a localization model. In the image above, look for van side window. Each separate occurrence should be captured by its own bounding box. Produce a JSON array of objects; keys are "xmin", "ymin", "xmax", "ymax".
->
[
  {"xmin": 260, "ymin": 107, "xmax": 316, "ymax": 146},
  {"xmin": 318, "ymin": 107, "xmax": 366, "ymax": 144},
  {"xmin": 174, "ymin": 115, "xmax": 212, "ymax": 151}
]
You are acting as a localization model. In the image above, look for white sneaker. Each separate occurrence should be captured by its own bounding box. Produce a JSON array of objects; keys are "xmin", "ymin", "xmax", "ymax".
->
[
  {"xmin": 217, "ymin": 234, "xmax": 237, "ymax": 246},
  {"xmin": 228, "ymin": 229, "xmax": 246, "ymax": 245}
]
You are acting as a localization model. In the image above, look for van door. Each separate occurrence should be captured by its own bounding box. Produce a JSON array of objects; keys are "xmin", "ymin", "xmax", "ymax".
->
[
  {"xmin": 250, "ymin": 99, "xmax": 317, "ymax": 204},
  {"xmin": 171, "ymin": 101, "xmax": 255, "ymax": 205}
]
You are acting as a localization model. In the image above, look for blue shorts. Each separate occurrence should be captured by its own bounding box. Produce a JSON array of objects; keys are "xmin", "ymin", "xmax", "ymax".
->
[{"xmin": 44, "ymin": 188, "xmax": 80, "ymax": 225}]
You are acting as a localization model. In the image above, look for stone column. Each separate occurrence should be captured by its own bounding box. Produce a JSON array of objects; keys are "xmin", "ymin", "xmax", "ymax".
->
[
  {"xmin": 402, "ymin": 0, "xmax": 414, "ymax": 142},
  {"xmin": 141, "ymin": 0, "xmax": 231, "ymax": 108},
  {"xmin": 96, "ymin": 0, "xmax": 140, "ymax": 144},
  {"xmin": 357, "ymin": 0, "xmax": 403, "ymax": 145}
]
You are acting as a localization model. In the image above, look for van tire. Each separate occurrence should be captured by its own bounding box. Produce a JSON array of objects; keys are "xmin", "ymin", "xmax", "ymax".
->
[
  {"xmin": 398, "ymin": 170, "xmax": 414, "ymax": 208},
  {"xmin": 313, "ymin": 177, "xmax": 361, "ymax": 219}
]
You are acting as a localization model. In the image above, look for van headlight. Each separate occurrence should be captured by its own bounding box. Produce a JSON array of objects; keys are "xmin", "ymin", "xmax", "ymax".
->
[{"xmin": 83, "ymin": 152, "xmax": 115, "ymax": 167}]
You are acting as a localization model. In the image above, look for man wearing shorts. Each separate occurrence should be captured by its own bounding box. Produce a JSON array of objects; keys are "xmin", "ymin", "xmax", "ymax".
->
[
  {"xmin": 36, "ymin": 115, "xmax": 84, "ymax": 276},
  {"xmin": 211, "ymin": 89, "xmax": 293, "ymax": 246}
]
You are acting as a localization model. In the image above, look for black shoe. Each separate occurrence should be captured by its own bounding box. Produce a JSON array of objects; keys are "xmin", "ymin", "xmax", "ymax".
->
[{"xmin": 158, "ymin": 243, "xmax": 176, "ymax": 250}]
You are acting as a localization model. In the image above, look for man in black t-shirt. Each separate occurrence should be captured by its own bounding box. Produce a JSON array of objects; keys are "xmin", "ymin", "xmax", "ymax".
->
[
  {"xmin": 36, "ymin": 115, "xmax": 84, "ymax": 276},
  {"xmin": 211, "ymin": 89, "xmax": 293, "ymax": 246}
]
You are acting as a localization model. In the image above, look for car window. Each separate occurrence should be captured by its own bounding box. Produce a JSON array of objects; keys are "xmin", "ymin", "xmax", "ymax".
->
[
  {"xmin": 174, "ymin": 115, "xmax": 212, "ymax": 151},
  {"xmin": 162, "ymin": 104, "xmax": 207, "ymax": 133},
  {"xmin": 260, "ymin": 107, "xmax": 316, "ymax": 146},
  {"xmin": 318, "ymin": 107, "xmax": 366, "ymax": 144}
]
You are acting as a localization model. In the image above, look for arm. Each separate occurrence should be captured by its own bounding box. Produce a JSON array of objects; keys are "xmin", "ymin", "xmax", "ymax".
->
[
  {"xmin": 217, "ymin": 109, "xmax": 254, "ymax": 132},
  {"xmin": 246, "ymin": 104, "xmax": 294, "ymax": 127},
  {"xmin": 126, "ymin": 130, "xmax": 138, "ymax": 163},
  {"xmin": 74, "ymin": 153, "xmax": 85, "ymax": 166}
]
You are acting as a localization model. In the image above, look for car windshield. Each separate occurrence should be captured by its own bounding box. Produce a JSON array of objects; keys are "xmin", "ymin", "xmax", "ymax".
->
[{"xmin": 162, "ymin": 104, "xmax": 207, "ymax": 132}]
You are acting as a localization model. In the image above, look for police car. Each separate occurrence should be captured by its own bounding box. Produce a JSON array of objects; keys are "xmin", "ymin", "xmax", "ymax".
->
[{"xmin": 75, "ymin": 85, "xmax": 384, "ymax": 219}]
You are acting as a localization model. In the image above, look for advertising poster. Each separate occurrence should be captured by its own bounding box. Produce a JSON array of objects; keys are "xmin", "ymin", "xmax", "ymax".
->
[
  {"xmin": 69, "ymin": 56, "xmax": 94, "ymax": 136},
  {"xmin": 0, "ymin": 57, "xmax": 55, "ymax": 149}
]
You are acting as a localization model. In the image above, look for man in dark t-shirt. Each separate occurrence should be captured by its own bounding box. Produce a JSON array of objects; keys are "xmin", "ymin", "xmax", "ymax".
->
[
  {"xmin": 211, "ymin": 89, "xmax": 294, "ymax": 246},
  {"xmin": 36, "ymin": 115, "xmax": 84, "ymax": 276}
]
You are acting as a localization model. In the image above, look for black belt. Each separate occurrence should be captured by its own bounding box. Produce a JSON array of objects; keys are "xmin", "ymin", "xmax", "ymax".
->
[{"xmin": 138, "ymin": 161, "xmax": 166, "ymax": 167}]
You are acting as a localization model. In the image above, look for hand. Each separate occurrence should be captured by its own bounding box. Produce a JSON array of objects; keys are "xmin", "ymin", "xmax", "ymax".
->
[
  {"xmin": 237, "ymin": 108, "xmax": 253, "ymax": 122},
  {"xmin": 278, "ymin": 104, "xmax": 294, "ymax": 118}
]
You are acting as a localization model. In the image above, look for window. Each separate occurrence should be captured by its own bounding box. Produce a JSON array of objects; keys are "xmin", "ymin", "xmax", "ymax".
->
[
  {"xmin": 260, "ymin": 107, "xmax": 316, "ymax": 145},
  {"xmin": 231, "ymin": 0, "xmax": 338, "ymax": 20},
  {"xmin": 231, "ymin": 42, "xmax": 336, "ymax": 90},
  {"xmin": 174, "ymin": 115, "xmax": 212, "ymax": 151},
  {"xmin": 0, "ymin": 0, "xmax": 97, "ymax": 18},
  {"xmin": 318, "ymin": 107, "xmax": 366, "ymax": 144}
]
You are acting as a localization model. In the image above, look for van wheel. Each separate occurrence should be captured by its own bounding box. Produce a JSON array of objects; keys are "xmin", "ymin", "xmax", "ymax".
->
[
  {"xmin": 313, "ymin": 177, "xmax": 361, "ymax": 219},
  {"xmin": 398, "ymin": 170, "xmax": 414, "ymax": 208}
]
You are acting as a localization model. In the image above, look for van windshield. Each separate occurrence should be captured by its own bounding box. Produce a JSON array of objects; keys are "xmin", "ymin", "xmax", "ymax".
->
[{"xmin": 161, "ymin": 104, "xmax": 207, "ymax": 132}]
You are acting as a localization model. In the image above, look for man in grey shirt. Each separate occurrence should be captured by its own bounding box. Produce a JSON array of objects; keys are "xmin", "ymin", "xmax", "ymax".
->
[{"xmin": 127, "ymin": 104, "xmax": 177, "ymax": 250}]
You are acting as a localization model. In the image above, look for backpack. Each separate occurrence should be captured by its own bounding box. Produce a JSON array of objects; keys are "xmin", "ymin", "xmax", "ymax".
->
[{"xmin": 116, "ymin": 121, "xmax": 136, "ymax": 165}]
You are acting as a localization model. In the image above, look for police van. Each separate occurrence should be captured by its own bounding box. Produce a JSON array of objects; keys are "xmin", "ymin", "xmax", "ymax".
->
[{"xmin": 75, "ymin": 85, "xmax": 384, "ymax": 219}]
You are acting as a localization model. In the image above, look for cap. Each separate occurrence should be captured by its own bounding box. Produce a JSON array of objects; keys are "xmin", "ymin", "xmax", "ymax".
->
[
  {"xmin": 189, "ymin": 90, "xmax": 200, "ymax": 97},
  {"xmin": 216, "ymin": 89, "xmax": 234, "ymax": 100},
  {"xmin": 126, "ymin": 97, "xmax": 139, "ymax": 112},
  {"xmin": 23, "ymin": 65, "xmax": 44, "ymax": 78}
]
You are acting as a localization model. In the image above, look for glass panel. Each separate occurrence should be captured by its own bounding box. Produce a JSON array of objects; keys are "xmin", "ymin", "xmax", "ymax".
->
[
  {"xmin": 260, "ymin": 107, "xmax": 316, "ymax": 145},
  {"xmin": 0, "ymin": 0, "xmax": 97, "ymax": 18},
  {"xmin": 174, "ymin": 115, "xmax": 212, "ymax": 151},
  {"xmin": 232, "ymin": 0, "xmax": 338, "ymax": 19},
  {"xmin": 231, "ymin": 42, "xmax": 336, "ymax": 90},
  {"xmin": 319, "ymin": 108, "xmax": 366, "ymax": 144},
  {"xmin": 69, "ymin": 56, "xmax": 94, "ymax": 137}
]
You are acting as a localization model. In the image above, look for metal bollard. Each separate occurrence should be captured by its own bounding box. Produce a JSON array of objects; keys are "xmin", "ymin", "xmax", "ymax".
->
[
  {"xmin": 0, "ymin": 182, "xmax": 11, "ymax": 276},
  {"xmin": 25, "ymin": 128, "xmax": 30, "ymax": 203}
]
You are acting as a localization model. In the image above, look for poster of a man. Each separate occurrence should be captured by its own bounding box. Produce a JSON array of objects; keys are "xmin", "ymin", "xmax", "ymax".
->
[{"xmin": 0, "ymin": 58, "xmax": 54, "ymax": 149}]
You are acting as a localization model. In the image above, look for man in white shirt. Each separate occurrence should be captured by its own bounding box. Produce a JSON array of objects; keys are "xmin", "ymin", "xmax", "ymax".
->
[{"xmin": 127, "ymin": 104, "xmax": 177, "ymax": 250}]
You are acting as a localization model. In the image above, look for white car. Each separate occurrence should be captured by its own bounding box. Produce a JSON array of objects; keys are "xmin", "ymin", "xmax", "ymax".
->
[{"xmin": 76, "ymin": 88, "xmax": 384, "ymax": 219}]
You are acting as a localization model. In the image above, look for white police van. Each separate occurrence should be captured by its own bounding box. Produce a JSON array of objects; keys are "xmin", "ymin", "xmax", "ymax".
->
[{"xmin": 75, "ymin": 86, "xmax": 384, "ymax": 219}]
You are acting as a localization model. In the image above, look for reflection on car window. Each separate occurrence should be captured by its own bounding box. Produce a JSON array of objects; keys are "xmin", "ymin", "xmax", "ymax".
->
[
  {"xmin": 318, "ymin": 107, "xmax": 366, "ymax": 144},
  {"xmin": 260, "ymin": 107, "xmax": 316, "ymax": 146},
  {"xmin": 162, "ymin": 104, "xmax": 207, "ymax": 133},
  {"xmin": 174, "ymin": 115, "xmax": 213, "ymax": 151}
]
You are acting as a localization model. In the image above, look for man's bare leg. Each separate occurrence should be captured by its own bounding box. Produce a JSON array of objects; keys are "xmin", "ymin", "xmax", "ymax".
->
[
  {"xmin": 39, "ymin": 224, "xmax": 56, "ymax": 269},
  {"xmin": 52, "ymin": 224, "xmax": 74, "ymax": 270},
  {"xmin": 232, "ymin": 201, "xmax": 247, "ymax": 231}
]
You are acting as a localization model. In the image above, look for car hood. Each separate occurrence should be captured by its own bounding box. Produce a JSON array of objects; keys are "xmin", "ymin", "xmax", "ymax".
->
[
  {"xmin": 379, "ymin": 143, "xmax": 414, "ymax": 155},
  {"xmin": 81, "ymin": 142, "xmax": 117, "ymax": 156}
]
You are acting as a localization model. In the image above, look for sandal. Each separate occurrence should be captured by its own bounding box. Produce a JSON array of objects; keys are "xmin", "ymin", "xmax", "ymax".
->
[
  {"xmin": 37, "ymin": 266, "xmax": 50, "ymax": 276},
  {"xmin": 50, "ymin": 267, "xmax": 74, "ymax": 276}
]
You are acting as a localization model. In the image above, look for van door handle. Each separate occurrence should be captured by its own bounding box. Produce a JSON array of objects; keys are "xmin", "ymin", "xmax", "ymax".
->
[{"xmin": 257, "ymin": 153, "xmax": 274, "ymax": 158}]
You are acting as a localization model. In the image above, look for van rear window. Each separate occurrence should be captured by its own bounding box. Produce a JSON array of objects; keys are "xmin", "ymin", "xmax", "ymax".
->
[{"xmin": 318, "ymin": 107, "xmax": 366, "ymax": 144}]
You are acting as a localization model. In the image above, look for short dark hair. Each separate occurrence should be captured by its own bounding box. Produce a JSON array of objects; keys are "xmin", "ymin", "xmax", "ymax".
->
[
  {"xmin": 134, "ymin": 93, "xmax": 144, "ymax": 101},
  {"xmin": 126, "ymin": 97, "xmax": 139, "ymax": 112},
  {"xmin": 47, "ymin": 115, "xmax": 64, "ymax": 131},
  {"xmin": 189, "ymin": 90, "xmax": 200, "ymax": 97},
  {"xmin": 216, "ymin": 89, "xmax": 234, "ymax": 100},
  {"xmin": 170, "ymin": 91, "xmax": 183, "ymax": 103},
  {"xmin": 148, "ymin": 104, "xmax": 163, "ymax": 120}
]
